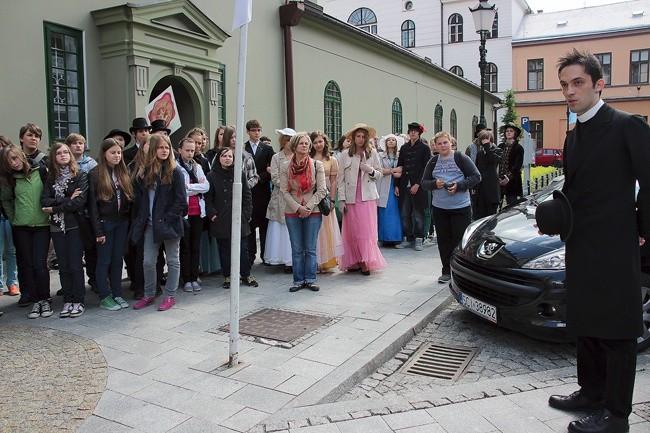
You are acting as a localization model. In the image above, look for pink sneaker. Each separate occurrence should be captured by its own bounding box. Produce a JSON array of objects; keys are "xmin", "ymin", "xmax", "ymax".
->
[
  {"xmin": 133, "ymin": 297, "xmax": 155, "ymax": 310},
  {"xmin": 158, "ymin": 296, "xmax": 175, "ymax": 311}
]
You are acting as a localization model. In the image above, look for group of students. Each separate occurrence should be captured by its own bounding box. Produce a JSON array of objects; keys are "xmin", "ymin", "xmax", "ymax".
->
[{"xmin": 0, "ymin": 116, "xmax": 523, "ymax": 318}]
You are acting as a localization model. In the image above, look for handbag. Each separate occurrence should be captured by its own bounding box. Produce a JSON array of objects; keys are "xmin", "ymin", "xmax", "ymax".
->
[{"xmin": 313, "ymin": 161, "xmax": 331, "ymax": 216}]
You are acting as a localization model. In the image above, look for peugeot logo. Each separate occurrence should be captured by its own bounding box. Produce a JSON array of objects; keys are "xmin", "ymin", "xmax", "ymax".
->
[{"xmin": 478, "ymin": 240, "xmax": 503, "ymax": 259}]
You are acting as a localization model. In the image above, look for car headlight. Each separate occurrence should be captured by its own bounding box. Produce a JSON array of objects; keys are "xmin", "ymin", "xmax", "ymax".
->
[
  {"xmin": 460, "ymin": 216, "xmax": 491, "ymax": 250},
  {"xmin": 522, "ymin": 248, "xmax": 566, "ymax": 270}
]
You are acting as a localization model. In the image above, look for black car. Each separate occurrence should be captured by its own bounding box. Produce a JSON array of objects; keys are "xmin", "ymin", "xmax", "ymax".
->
[{"xmin": 449, "ymin": 176, "xmax": 650, "ymax": 351}]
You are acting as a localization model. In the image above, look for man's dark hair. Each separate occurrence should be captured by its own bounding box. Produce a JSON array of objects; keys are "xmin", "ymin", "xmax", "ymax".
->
[
  {"xmin": 246, "ymin": 119, "xmax": 261, "ymax": 131},
  {"xmin": 557, "ymin": 48, "xmax": 603, "ymax": 86}
]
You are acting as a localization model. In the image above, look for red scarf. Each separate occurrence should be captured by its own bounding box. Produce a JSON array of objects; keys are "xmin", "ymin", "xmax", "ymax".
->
[{"xmin": 288, "ymin": 154, "xmax": 313, "ymax": 202}]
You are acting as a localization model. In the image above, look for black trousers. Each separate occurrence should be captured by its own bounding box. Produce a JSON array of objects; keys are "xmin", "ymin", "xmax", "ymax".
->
[
  {"xmin": 432, "ymin": 205, "xmax": 472, "ymax": 274},
  {"xmin": 52, "ymin": 229, "xmax": 85, "ymax": 303},
  {"xmin": 13, "ymin": 226, "xmax": 51, "ymax": 302},
  {"xmin": 248, "ymin": 216, "xmax": 268, "ymax": 264},
  {"xmin": 78, "ymin": 216, "xmax": 97, "ymax": 286},
  {"xmin": 577, "ymin": 336, "xmax": 637, "ymax": 418},
  {"xmin": 180, "ymin": 215, "xmax": 203, "ymax": 283}
]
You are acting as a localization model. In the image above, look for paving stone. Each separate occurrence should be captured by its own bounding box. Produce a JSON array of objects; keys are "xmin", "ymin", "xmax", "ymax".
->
[
  {"xmin": 308, "ymin": 416, "xmax": 330, "ymax": 426},
  {"xmin": 288, "ymin": 419, "xmax": 311, "ymax": 429},
  {"xmin": 327, "ymin": 413, "xmax": 353, "ymax": 422},
  {"xmin": 350, "ymin": 410, "xmax": 372, "ymax": 419}
]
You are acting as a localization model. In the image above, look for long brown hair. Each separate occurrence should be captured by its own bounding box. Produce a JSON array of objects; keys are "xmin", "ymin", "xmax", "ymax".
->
[
  {"xmin": 131, "ymin": 135, "xmax": 151, "ymax": 180},
  {"xmin": 347, "ymin": 128, "xmax": 371, "ymax": 159},
  {"xmin": 309, "ymin": 131, "xmax": 331, "ymax": 161},
  {"xmin": 221, "ymin": 126, "xmax": 236, "ymax": 148},
  {"xmin": 95, "ymin": 138, "xmax": 134, "ymax": 202},
  {"xmin": 144, "ymin": 134, "xmax": 176, "ymax": 188},
  {"xmin": 212, "ymin": 125, "xmax": 225, "ymax": 150},
  {"xmin": 0, "ymin": 144, "xmax": 30, "ymax": 187},
  {"xmin": 47, "ymin": 142, "xmax": 79, "ymax": 182}
]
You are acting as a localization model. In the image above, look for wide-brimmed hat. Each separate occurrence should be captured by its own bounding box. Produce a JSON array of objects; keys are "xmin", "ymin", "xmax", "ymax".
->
[
  {"xmin": 104, "ymin": 129, "xmax": 131, "ymax": 147},
  {"xmin": 346, "ymin": 123, "xmax": 377, "ymax": 141},
  {"xmin": 379, "ymin": 134, "xmax": 405, "ymax": 152},
  {"xmin": 535, "ymin": 190, "xmax": 573, "ymax": 242},
  {"xmin": 150, "ymin": 119, "xmax": 171, "ymax": 135},
  {"xmin": 129, "ymin": 117, "xmax": 151, "ymax": 133},
  {"xmin": 474, "ymin": 123, "xmax": 487, "ymax": 138},
  {"xmin": 500, "ymin": 122, "xmax": 522, "ymax": 138},
  {"xmin": 407, "ymin": 122, "xmax": 426, "ymax": 135},
  {"xmin": 275, "ymin": 127, "xmax": 296, "ymax": 137}
]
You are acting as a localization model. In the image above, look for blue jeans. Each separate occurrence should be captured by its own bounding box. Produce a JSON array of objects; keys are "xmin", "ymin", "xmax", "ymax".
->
[
  {"xmin": 96, "ymin": 220, "xmax": 129, "ymax": 299},
  {"xmin": 285, "ymin": 214, "xmax": 322, "ymax": 285},
  {"xmin": 143, "ymin": 225, "xmax": 180, "ymax": 298},
  {"xmin": 52, "ymin": 229, "xmax": 85, "ymax": 303},
  {"xmin": 0, "ymin": 216, "xmax": 18, "ymax": 289}
]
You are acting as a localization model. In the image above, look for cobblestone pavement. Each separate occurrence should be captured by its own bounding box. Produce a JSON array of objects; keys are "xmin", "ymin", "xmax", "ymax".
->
[
  {"xmin": 341, "ymin": 302, "xmax": 577, "ymax": 400},
  {"xmin": 0, "ymin": 324, "xmax": 107, "ymax": 433}
]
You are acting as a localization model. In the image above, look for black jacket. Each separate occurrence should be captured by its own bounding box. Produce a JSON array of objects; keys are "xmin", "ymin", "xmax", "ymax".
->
[
  {"xmin": 396, "ymin": 139, "xmax": 431, "ymax": 210},
  {"xmin": 87, "ymin": 167, "xmax": 133, "ymax": 237},
  {"xmin": 130, "ymin": 165, "xmax": 188, "ymax": 244},
  {"xmin": 205, "ymin": 165, "xmax": 252, "ymax": 239},
  {"xmin": 497, "ymin": 140, "xmax": 524, "ymax": 197},
  {"xmin": 40, "ymin": 170, "xmax": 89, "ymax": 231}
]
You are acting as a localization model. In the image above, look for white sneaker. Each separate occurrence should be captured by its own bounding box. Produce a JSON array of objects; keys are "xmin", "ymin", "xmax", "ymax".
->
[
  {"xmin": 183, "ymin": 282, "xmax": 193, "ymax": 292},
  {"xmin": 192, "ymin": 282, "xmax": 202, "ymax": 292},
  {"xmin": 414, "ymin": 238, "xmax": 424, "ymax": 251},
  {"xmin": 60, "ymin": 302, "xmax": 73, "ymax": 318},
  {"xmin": 40, "ymin": 300, "xmax": 53, "ymax": 318},
  {"xmin": 28, "ymin": 301, "xmax": 42, "ymax": 319},
  {"xmin": 114, "ymin": 297, "xmax": 129, "ymax": 309},
  {"xmin": 395, "ymin": 237, "xmax": 412, "ymax": 249}
]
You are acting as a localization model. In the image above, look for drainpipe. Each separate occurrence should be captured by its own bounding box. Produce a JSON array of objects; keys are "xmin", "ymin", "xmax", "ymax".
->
[{"xmin": 279, "ymin": 2, "xmax": 305, "ymax": 130}]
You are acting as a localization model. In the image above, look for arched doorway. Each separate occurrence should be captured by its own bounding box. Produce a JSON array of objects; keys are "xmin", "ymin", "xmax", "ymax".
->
[{"xmin": 150, "ymin": 76, "xmax": 199, "ymax": 145}]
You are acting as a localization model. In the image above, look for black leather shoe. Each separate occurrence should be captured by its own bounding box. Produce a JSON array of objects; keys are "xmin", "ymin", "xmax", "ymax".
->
[
  {"xmin": 289, "ymin": 284, "xmax": 302, "ymax": 292},
  {"xmin": 568, "ymin": 408, "xmax": 629, "ymax": 433},
  {"xmin": 549, "ymin": 390, "xmax": 601, "ymax": 412}
]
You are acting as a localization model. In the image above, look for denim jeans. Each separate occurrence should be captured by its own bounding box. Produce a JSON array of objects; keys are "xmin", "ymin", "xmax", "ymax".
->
[
  {"xmin": 285, "ymin": 214, "xmax": 322, "ymax": 285},
  {"xmin": 143, "ymin": 225, "xmax": 180, "ymax": 298},
  {"xmin": 216, "ymin": 237, "xmax": 250, "ymax": 279},
  {"xmin": 0, "ymin": 216, "xmax": 18, "ymax": 289},
  {"xmin": 52, "ymin": 229, "xmax": 85, "ymax": 303},
  {"xmin": 96, "ymin": 220, "xmax": 129, "ymax": 299},
  {"xmin": 13, "ymin": 226, "xmax": 50, "ymax": 302},
  {"xmin": 400, "ymin": 193, "xmax": 425, "ymax": 239}
]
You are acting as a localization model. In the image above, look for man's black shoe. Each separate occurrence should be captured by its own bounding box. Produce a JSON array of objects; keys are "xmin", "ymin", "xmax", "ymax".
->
[
  {"xmin": 568, "ymin": 408, "xmax": 629, "ymax": 433},
  {"xmin": 549, "ymin": 390, "xmax": 601, "ymax": 412},
  {"xmin": 17, "ymin": 296, "xmax": 31, "ymax": 307}
]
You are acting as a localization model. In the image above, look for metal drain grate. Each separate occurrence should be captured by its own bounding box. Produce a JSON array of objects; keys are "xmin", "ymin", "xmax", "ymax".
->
[{"xmin": 397, "ymin": 343, "xmax": 479, "ymax": 380}]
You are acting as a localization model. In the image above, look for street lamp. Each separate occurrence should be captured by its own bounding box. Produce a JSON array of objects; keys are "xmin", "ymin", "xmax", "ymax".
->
[{"xmin": 469, "ymin": 0, "xmax": 497, "ymax": 126}]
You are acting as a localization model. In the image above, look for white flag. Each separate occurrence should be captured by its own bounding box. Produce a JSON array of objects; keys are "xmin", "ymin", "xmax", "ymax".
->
[
  {"xmin": 145, "ymin": 86, "xmax": 182, "ymax": 135},
  {"xmin": 233, "ymin": 0, "xmax": 252, "ymax": 30}
]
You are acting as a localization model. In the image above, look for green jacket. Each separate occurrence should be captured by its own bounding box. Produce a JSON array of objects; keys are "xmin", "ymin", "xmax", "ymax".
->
[{"xmin": 0, "ymin": 167, "xmax": 49, "ymax": 227}]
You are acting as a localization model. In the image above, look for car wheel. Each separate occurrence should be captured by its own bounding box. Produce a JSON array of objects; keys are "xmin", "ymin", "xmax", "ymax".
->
[{"xmin": 637, "ymin": 273, "xmax": 650, "ymax": 352}]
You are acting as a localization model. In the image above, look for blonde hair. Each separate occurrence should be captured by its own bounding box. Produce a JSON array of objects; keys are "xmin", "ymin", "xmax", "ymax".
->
[{"xmin": 144, "ymin": 134, "xmax": 176, "ymax": 188}]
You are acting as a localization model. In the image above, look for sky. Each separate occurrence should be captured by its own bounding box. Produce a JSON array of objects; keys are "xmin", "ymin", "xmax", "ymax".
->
[{"xmin": 526, "ymin": 0, "xmax": 633, "ymax": 12}]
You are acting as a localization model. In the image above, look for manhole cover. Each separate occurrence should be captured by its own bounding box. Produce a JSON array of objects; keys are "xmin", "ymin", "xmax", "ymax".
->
[
  {"xmin": 219, "ymin": 308, "xmax": 332, "ymax": 342},
  {"xmin": 398, "ymin": 342, "xmax": 479, "ymax": 380}
]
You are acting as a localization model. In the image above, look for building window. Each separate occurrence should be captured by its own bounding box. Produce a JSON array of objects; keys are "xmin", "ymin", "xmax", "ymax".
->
[
  {"xmin": 401, "ymin": 20, "xmax": 415, "ymax": 48},
  {"xmin": 487, "ymin": 12, "xmax": 498, "ymax": 39},
  {"xmin": 485, "ymin": 63, "xmax": 497, "ymax": 92},
  {"xmin": 450, "ymin": 65, "xmax": 464, "ymax": 77},
  {"xmin": 434, "ymin": 104, "xmax": 443, "ymax": 133},
  {"xmin": 324, "ymin": 81, "xmax": 342, "ymax": 142},
  {"xmin": 392, "ymin": 98, "xmax": 403, "ymax": 134},
  {"xmin": 217, "ymin": 64, "xmax": 226, "ymax": 125},
  {"xmin": 44, "ymin": 22, "xmax": 85, "ymax": 142},
  {"xmin": 450, "ymin": 109, "xmax": 457, "ymax": 139},
  {"xmin": 448, "ymin": 13, "xmax": 463, "ymax": 43},
  {"xmin": 530, "ymin": 120, "xmax": 543, "ymax": 148},
  {"xmin": 630, "ymin": 49, "xmax": 649, "ymax": 84},
  {"xmin": 527, "ymin": 59, "xmax": 544, "ymax": 90},
  {"xmin": 594, "ymin": 53, "xmax": 611, "ymax": 85},
  {"xmin": 348, "ymin": 8, "xmax": 378, "ymax": 34}
]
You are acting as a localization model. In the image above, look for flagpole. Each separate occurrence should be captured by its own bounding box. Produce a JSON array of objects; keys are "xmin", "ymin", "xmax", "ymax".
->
[{"xmin": 229, "ymin": 1, "xmax": 251, "ymax": 369}]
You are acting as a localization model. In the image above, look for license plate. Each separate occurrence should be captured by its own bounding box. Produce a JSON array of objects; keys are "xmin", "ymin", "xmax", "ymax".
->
[{"xmin": 459, "ymin": 292, "xmax": 497, "ymax": 323}]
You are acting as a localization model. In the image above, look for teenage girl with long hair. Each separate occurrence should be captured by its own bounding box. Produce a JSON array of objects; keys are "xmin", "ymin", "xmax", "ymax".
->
[
  {"xmin": 41, "ymin": 142, "xmax": 88, "ymax": 318},
  {"xmin": 0, "ymin": 144, "xmax": 50, "ymax": 317},
  {"xmin": 131, "ymin": 134, "xmax": 187, "ymax": 311},
  {"xmin": 88, "ymin": 138, "xmax": 134, "ymax": 310}
]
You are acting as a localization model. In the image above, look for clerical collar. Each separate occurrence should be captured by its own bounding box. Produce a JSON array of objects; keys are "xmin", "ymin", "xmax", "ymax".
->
[{"xmin": 577, "ymin": 99, "xmax": 604, "ymax": 123}]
